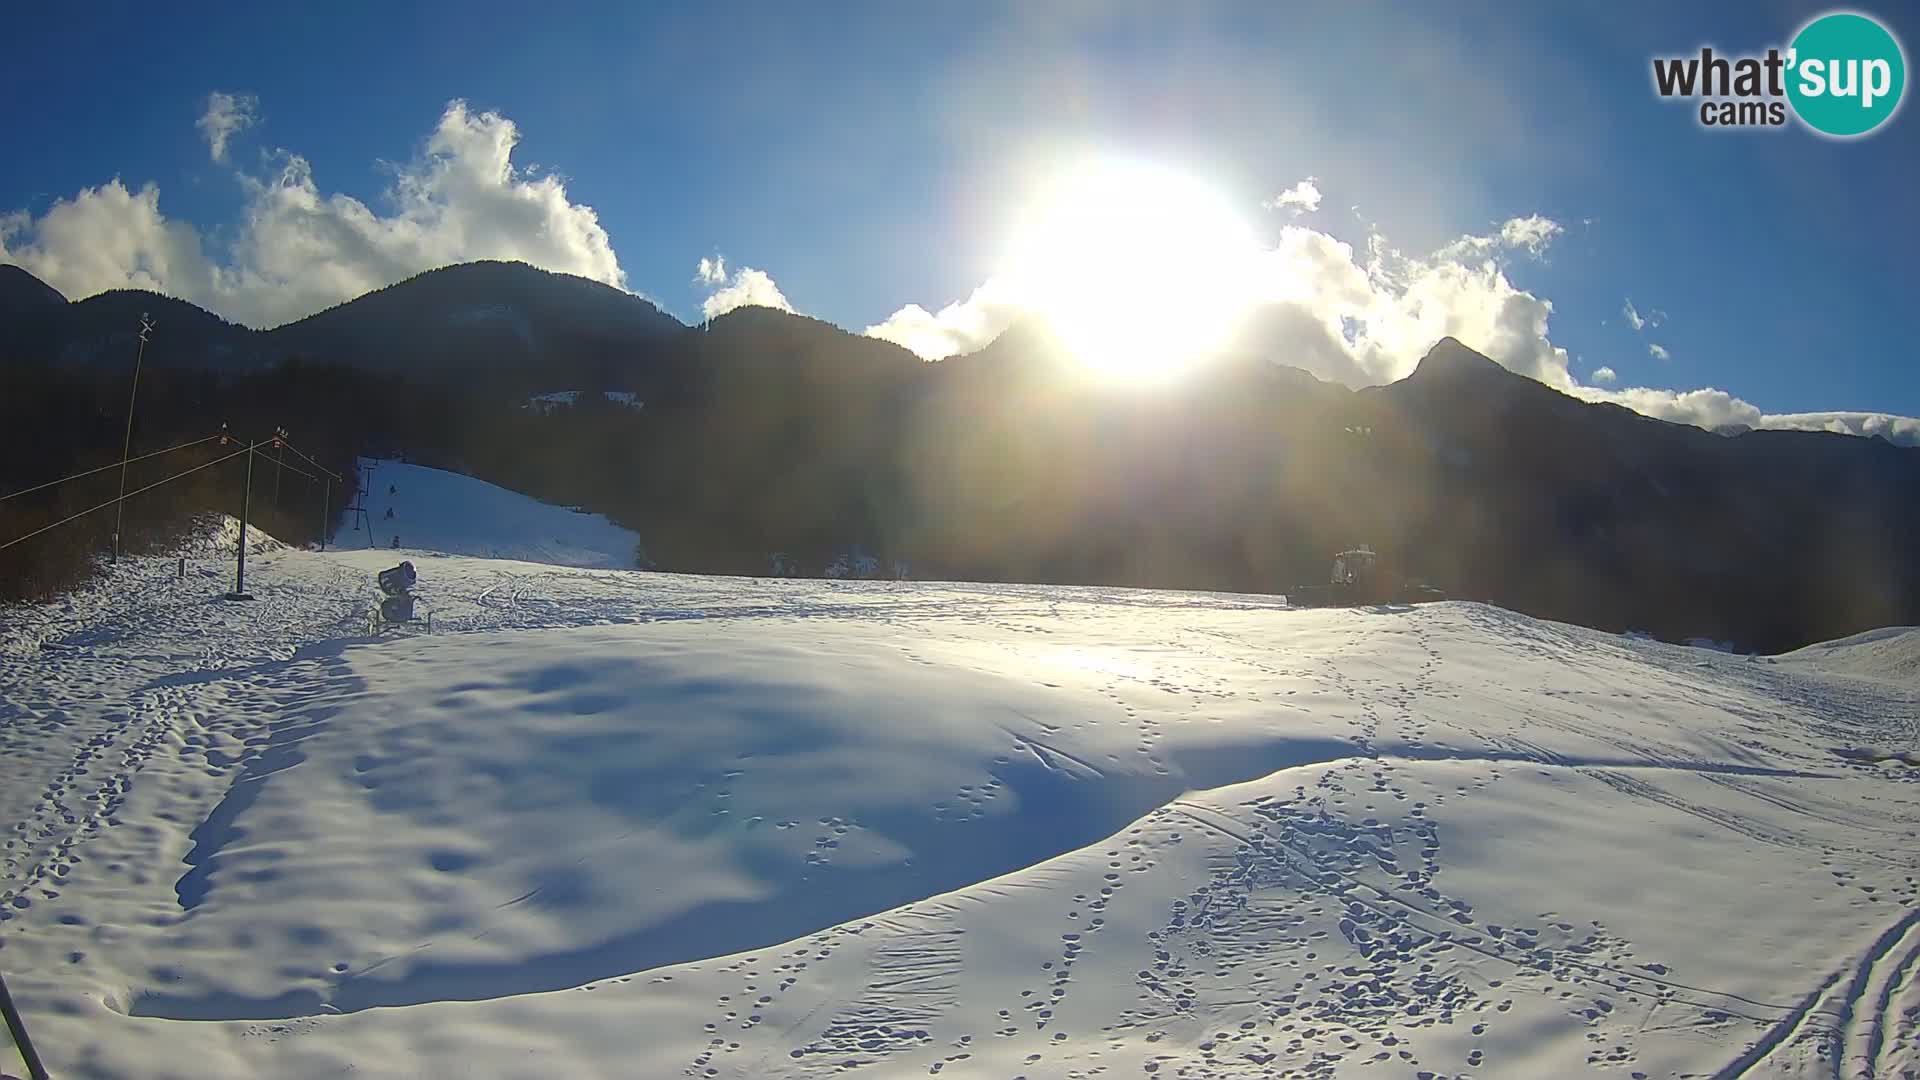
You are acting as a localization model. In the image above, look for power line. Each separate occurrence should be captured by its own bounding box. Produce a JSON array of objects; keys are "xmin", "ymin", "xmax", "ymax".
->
[
  {"xmin": 263, "ymin": 452, "xmax": 320, "ymax": 487},
  {"xmin": 0, "ymin": 441, "xmax": 262, "ymax": 553},
  {"xmin": 0, "ymin": 434, "xmax": 221, "ymax": 504},
  {"xmin": 274, "ymin": 437, "xmax": 342, "ymax": 481}
]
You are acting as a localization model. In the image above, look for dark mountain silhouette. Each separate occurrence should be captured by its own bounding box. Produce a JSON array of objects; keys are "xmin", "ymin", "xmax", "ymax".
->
[
  {"xmin": 0, "ymin": 261, "xmax": 683, "ymax": 390},
  {"xmin": 1351, "ymin": 339, "xmax": 1918, "ymax": 649},
  {"xmin": 2, "ymin": 262, "xmax": 1914, "ymax": 652},
  {"xmin": 271, "ymin": 261, "xmax": 684, "ymax": 387},
  {"xmin": 0, "ymin": 264, "xmax": 67, "ymax": 319},
  {"xmin": 0, "ymin": 276, "xmax": 253, "ymax": 370}
]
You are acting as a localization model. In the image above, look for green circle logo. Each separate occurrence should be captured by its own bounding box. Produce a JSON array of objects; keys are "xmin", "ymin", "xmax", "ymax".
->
[{"xmin": 1787, "ymin": 12, "xmax": 1906, "ymax": 137}]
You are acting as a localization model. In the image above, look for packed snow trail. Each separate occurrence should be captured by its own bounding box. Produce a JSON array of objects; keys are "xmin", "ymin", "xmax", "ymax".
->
[{"xmin": 1, "ymin": 525, "xmax": 1916, "ymax": 1077}]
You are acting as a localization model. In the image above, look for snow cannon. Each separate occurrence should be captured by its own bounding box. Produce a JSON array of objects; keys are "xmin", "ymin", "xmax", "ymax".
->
[
  {"xmin": 380, "ymin": 593, "xmax": 417, "ymax": 623},
  {"xmin": 377, "ymin": 561, "xmax": 417, "ymax": 597},
  {"xmin": 374, "ymin": 561, "xmax": 419, "ymax": 626}
]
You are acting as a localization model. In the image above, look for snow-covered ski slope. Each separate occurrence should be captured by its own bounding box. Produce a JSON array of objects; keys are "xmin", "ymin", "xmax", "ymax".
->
[
  {"xmin": 1, "ymin": 487, "xmax": 1917, "ymax": 1079},
  {"xmin": 337, "ymin": 457, "xmax": 640, "ymax": 568}
]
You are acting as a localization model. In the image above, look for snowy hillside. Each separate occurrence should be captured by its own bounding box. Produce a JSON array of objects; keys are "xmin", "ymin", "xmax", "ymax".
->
[
  {"xmin": 1783, "ymin": 625, "xmax": 1920, "ymax": 686},
  {"xmin": 337, "ymin": 458, "xmax": 641, "ymax": 568},
  {"xmin": 0, "ymin": 505, "xmax": 1915, "ymax": 1078}
]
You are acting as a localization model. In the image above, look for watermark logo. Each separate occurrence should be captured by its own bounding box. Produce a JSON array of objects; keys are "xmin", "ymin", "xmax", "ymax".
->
[{"xmin": 1652, "ymin": 10, "xmax": 1906, "ymax": 137}]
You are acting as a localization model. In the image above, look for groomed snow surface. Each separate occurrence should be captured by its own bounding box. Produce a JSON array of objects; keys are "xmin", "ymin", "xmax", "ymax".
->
[
  {"xmin": 1, "ymin": 466, "xmax": 1917, "ymax": 1079},
  {"xmin": 339, "ymin": 458, "xmax": 641, "ymax": 568}
]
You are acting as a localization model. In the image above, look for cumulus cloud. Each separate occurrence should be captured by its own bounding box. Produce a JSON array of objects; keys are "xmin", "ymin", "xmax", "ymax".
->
[
  {"xmin": 0, "ymin": 180, "xmax": 214, "ymax": 300},
  {"xmin": 697, "ymin": 261, "xmax": 794, "ymax": 321},
  {"xmin": 1262, "ymin": 178, "xmax": 1321, "ymax": 216},
  {"xmin": 0, "ymin": 99, "xmax": 625, "ymax": 327},
  {"xmin": 863, "ymin": 276, "xmax": 1027, "ymax": 361},
  {"xmin": 1591, "ymin": 365, "xmax": 1617, "ymax": 384},
  {"xmin": 198, "ymin": 91, "xmax": 259, "ymax": 163},
  {"xmin": 1648, "ymin": 343, "xmax": 1670, "ymax": 361}
]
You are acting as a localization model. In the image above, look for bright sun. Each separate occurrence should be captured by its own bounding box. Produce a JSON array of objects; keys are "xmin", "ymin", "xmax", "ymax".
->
[{"xmin": 1007, "ymin": 158, "xmax": 1258, "ymax": 380}]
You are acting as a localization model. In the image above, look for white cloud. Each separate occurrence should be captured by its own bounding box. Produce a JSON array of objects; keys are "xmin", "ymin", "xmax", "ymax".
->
[
  {"xmin": 1758, "ymin": 411, "xmax": 1920, "ymax": 445},
  {"xmin": 1, "ymin": 99, "xmax": 625, "ymax": 328},
  {"xmin": 1591, "ymin": 365, "xmax": 1617, "ymax": 384},
  {"xmin": 1262, "ymin": 178, "xmax": 1321, "ymax": 216},
  {"xmin": 1436, "ymin": 214, "xmax": 1563, "ymax": 262},
  {"xmin": 863, "ymin": 276, "xmax": 1027, "ymax": 361},
  {"xmin": 698, "ymin": 262, "xmax": 794, "ymax": 321},
  {"xmin": 0, "ymin": 181, "xmax": 214, "ymax": 301},
  {"xmin": 1496, "ymin": 214, "xmax": 1563, "ymax": 258},
  {"xmin": 197, "ymin": 91, "xmax": 259, "ymax": 163},
  {"xmin": 1575, "ymin": 384, "xmax": 1756, "ymax": 429},
  {"xmin": 1648, "ymin": 343, "xmax": 1670, "ymax": 361},
  {"xmin": 1622, "ymin": 299, "xmax": 1667, "ymax": 333},
  {"xmin": 1565, "ymin": 388, "xmax": 1920, "ymax": 446}
]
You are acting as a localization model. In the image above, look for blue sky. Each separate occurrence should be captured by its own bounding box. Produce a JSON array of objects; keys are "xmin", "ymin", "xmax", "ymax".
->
[{"xmin": 2, "ymin": 1, "xmax": 1915, "ymax": 429}]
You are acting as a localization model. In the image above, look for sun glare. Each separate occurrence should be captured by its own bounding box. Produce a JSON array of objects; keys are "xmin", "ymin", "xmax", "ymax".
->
[{"xmin": 1008, "ymin": 158, "xmax": 1258, "ymax": 380}]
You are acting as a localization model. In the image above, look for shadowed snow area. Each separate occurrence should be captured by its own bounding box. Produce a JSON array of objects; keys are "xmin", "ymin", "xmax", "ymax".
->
[{"xmin": 1, "ymin": 472, "xmax": 1916, "ymax": 1078}]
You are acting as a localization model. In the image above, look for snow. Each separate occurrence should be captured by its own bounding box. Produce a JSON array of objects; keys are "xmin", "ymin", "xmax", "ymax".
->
[
  {"xmin": 2, "ymin": 465, "xmax": 1916, "ymax": 1079},
  {"xmin": 526, "ymin": 389, "xmax": 584, "ymax": 408},
  {"xmin": 338, "ymin": 458, "xmax": 640, "ymax": 568},
  {"xmin": 203, "ymin": 513, "xmax": 287, "ymax": 557},
  {"xmin": 524, "ymin": 390, "xmax": 643, "ymax": 414},
  {"xmin": 1783, "ymin": 625, "xmax": 1920, "ymax": 686}
]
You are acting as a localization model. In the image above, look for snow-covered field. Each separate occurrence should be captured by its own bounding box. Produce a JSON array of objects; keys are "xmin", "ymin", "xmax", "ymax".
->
[{"xmin": 2, "ymin": 472, "xmax": 1917, "ymax": 1079}]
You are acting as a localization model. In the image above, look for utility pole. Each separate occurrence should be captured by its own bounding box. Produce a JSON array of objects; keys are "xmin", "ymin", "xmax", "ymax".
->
[
  {"xmin": 319, "ymin": 474, "xmax": 330, "ymax": 552},
  {"xmin": 226, "ymin": 440, "xmax": 256, "ymax": 601},
  {"xmin": 0, "ymin": 969, "xmax": 50, "ymax": 1080},
  {"xmin": 112, "ymin": 313, "xmax": 154, "ymax": 563}
]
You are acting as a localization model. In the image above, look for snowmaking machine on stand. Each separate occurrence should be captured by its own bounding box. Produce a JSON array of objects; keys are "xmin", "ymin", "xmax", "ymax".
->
[{"xmin": 367, "ymin": 560, "xmax": 433, "ymax": 634}]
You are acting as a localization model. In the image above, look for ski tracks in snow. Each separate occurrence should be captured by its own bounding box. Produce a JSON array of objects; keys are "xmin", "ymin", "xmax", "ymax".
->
[{"xmin": 1713, "ymin": 908, "xmax": 1920, "ymax": 1079}]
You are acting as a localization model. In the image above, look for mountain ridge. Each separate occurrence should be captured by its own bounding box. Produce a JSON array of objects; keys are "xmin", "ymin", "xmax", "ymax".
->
[{"xmin": 2, "ymin": 259, "xmax": 1915, "ymax": 653}]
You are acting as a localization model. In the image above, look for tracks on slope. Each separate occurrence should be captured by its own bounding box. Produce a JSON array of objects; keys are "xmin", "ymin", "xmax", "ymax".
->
[{"xmin": 1713, "ymin": 908, "xmax": 1920, "ymax": 1079}]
